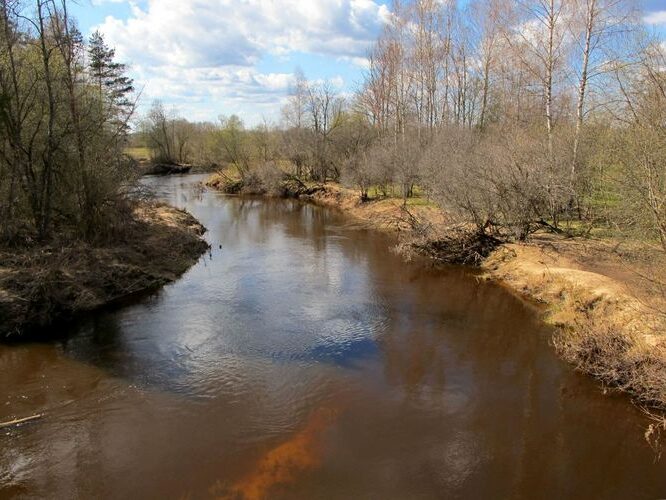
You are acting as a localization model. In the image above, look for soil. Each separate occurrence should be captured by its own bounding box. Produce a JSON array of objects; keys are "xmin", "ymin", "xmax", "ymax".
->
[{"xmin": 0, "ymin": 203, "xmax": 209, "ymax": 338}]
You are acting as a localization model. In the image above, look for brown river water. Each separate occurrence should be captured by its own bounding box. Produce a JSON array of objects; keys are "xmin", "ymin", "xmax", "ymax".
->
[{"xmin": 1, "ymin": 174, "xmax": 665, "ymax": 499}]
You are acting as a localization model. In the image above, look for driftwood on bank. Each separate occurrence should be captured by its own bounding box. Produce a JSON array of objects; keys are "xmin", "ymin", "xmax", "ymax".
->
[
  {"xmin": 393, "ymin": 206, "xmax": 503, "ymax": 266},
  {"xmin": 142, "ymin": 163, "xmax": 192, "ymax": 176},
  {"xmin": 407, "ymin": 228, "xmax": 503, "ymax": 266}
]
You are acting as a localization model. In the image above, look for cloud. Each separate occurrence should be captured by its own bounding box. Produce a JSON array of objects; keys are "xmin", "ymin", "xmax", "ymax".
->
[
  {"xmin": 338, "ymin": 56, "xmax": 371, "ymax": 70},
  {"xmin": 106, "ymin": 0, "xmax": 390, "ymax": 65},
  {"xmin": 132, "ymin": 65, "xmax": 296, "ymax": 121},
  {"xmin": 645, "ymin": 10, "xmax": 666, "ymax": 25},
  {"xmin": 129, "ymin": 64, "xmax": 348, "ymax": 125},
  {"xmin": 96, "ymin": 0, "xmax": 387, "ymax": 123}
]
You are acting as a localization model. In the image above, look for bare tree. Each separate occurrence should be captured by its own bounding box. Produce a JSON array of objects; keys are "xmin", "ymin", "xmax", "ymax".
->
[
  {"xmin": 0, "ymin": 0, "xmax": 136, "ymax": 243},
  {"xmin": 281, "ymin": 68, "xmax": 308, "ymax": 129},
  {"xmin": 471, "ymin": 0, "xmax": 506, "ymax": 129},
  {"xmin": 143, "ymin": 101, "xmax": 189, "ymax": 164},
  {"xmin": 508, "ymin": 0, "xmax": 571, "ymax": 156},
  {"xmin": 217, "ymin": 114, "xmax": 252, "ymax": 178},
  {"xmin": 306, "ymin": 81, "xmax": 345, "ymax": 181},
  {"xmin": 569, "ymin": 0, "xmax": 637, "ymax": 196}
]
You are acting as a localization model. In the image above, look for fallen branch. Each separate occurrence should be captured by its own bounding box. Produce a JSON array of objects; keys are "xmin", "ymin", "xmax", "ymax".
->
[
  {"xmin": 284, "ymin": 174, "xmax": 308, "ymax": 190},
  {"xmin": 398, "ymin": 206, "xmax": 433, "ymax": 237},
  {"xmin": 0, "ymin": 413, "xmax": 43, "ymax": 429},
  {"xmin": 536, "ymin": 219, "xmax": 564, "ymax": 234},
  {"xmin": 406, "ymin": 226, "xmax": 503, "ymax": 266}
]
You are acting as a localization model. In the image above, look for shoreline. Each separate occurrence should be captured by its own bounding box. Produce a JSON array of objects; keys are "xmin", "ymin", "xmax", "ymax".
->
[
  {"xmin": 207, "ymin": 173, "xmax": 666, "ymax": 410},
  {"xmin": 0, "ymin": 203, "xmax": 210, "ymax": 339}
]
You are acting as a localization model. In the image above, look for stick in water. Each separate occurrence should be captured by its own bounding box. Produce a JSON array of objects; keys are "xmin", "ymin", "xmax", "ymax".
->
[{"xmin": 0, "ymin": 414, "xmax": 43, "ymax": 429}]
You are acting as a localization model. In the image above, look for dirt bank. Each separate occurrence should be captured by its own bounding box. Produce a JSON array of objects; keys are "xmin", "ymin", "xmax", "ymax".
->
[
  {"xmin": 206, "ymin": 173, "xmax": 450, "ymax": 232},
  {"xmin": 207, "ymin": 173, "xmax": 666, "ymax": 409},
  {"xmin": 484, "ymin": 239, "xmax": 666, "ymax": 409},
  {"xmin": 0, "ymin": 204, "xmax": 209, "ymax": 338}
]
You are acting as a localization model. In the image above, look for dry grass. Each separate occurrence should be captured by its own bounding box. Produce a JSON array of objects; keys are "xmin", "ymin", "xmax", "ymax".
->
[
  {"xmin": 0, "ymin": 203, "xmax": 209, "ymax": 338},
  {"xmin": 292, "ymin": 182, "xmax": 451, "ymax": 235},
  {"xmin": 206, "ymin": 172, "xmax": 447, "ymax": 233},
  {"xmin": 484, "ymin": 243, "xmax": 666, "ymax": 408},
  {"xmin": 125, "ymin": 146, "xmax": 151, "ymax": 161}
]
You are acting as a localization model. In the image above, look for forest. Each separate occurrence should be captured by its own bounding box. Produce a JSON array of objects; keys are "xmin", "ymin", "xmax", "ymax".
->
[
  {"xmin": 137, "ymin": 0, "xmax": 666, "ymax": 250},
  {"xmin": 0, "ymin": 0, "xmax": 135, "ymax": 244}
]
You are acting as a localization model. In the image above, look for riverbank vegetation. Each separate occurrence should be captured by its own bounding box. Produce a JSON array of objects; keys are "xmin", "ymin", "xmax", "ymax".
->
[
  {"xmin": 0, "ymin": 204, "xmax": 208, "ymax": 337},
  {"xmin": 193, "ymin": 1, "xmax": 666, "ymax": 408},
  {"xmin": 0, "ymin": 1, "xmax": 208, "ymax": 336},
  {"xmin": 0, "ymin": 1, "xmax": 136, "ymax": 243}
]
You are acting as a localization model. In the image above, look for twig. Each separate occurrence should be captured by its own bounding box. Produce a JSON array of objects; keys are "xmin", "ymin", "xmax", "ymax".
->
[
  {"xmin": 0, "ymin": 413, "xmax": 43, "ymax": 429},
  {"xmin": 640, "ymin": 405, "xmax": 666, "ymax": 461},
  {"xmin": 284, "ymin": 174, "xmax": 308, "ymax": 190}
]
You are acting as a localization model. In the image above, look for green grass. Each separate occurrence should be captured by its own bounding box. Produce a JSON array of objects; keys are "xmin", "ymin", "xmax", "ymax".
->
[
  {"xmin": 364, "ymin": 185, "xmax": 437, "ymax": 207},
  {"xmin": 125, "ymin": 147, "xmax": 151, "ymax": 160},
  {"xmin": 558, "ymin": 219, "xmax": 616, "ymax": 239},
  {"xmin": 405, "ymin": 197, "xmax": 438, "ymax": 208}
]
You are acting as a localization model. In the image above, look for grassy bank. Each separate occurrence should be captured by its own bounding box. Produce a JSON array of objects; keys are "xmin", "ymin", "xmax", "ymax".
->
[
  {"xmin": 0, "ymin": 204, "xmax": 209, "ymax": 338},
  {"xmin": 207, "ymin": 172, "xmax": 666, "ymax": 409}
]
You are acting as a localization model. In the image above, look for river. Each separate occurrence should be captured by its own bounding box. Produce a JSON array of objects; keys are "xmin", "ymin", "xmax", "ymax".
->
[{"xmin": 1, "ymin": 174, "xmax": 665, "ymax": 499}]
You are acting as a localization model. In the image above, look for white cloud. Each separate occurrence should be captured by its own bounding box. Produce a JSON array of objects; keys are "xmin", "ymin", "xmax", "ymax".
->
[
  {"xmin": 338, "ymin": 56, "xmax": 371, "ymax": 69},
  {"xmin": 132, "ymin": 65, "xmax": 296, "ymax": 121},
  {"xmin": 645, "ymin": 10, "xmax": 666, "ymax": 25},
  {"xmin": 96, "ymin": 0, "xmax": 388, "ymax": 123}
]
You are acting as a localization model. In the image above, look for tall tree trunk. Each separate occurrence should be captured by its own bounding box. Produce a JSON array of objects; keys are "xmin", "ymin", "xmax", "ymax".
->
[
  {"xmin": 37, "ymin": 0, "xmax": 58, "ymax": 239},
  {"xmin": 545, "ymin": 0, "xmax": 556, "ymax": 160},
  {"xmin": 571, "ymin": 0, "xmax": 596, "ymax": 200}
]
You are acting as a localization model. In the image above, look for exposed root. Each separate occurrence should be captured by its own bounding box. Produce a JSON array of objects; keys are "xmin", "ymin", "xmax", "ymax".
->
[
  {"xmin": 641, "ymin": 406, "xmax": 666, "ymax": 459},
  {"xmin": 554, "ymin": 323, "xmax": 666, "ymax": 409},
  {"xmin": 141, "ymin": 162, "xmax": 192, "ymax": 175},
  {"xmin": 403, "ymin": 228, "xmax": 503, "ymax": 266},
  {"xmin": 206, "ymin": 171, "xmax": 327, "ymax": 198}
]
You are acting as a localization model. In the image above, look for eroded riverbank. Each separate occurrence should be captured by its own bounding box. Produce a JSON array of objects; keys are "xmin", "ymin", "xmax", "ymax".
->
[
  {"xmin": 0, "ymin": 202, "xmax": 209, "ymax": 338},
  {"xmin": 207, "ymin": 173, "xmax": 666, "ymax": 411}
]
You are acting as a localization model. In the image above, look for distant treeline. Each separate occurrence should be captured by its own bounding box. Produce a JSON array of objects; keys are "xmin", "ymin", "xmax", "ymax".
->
[{"xmin": 136, "ymin": 0, "xmax": 666, "ymax": 247}]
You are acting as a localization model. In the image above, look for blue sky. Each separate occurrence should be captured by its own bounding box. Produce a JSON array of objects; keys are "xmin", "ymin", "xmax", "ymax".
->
[
  {"xmin": 69, "ymin": 0, "xmax": 666, "ymax": 126},
  {"xmin": 70, "ymin": 0, "xmax": 392, "ymax": 125}
]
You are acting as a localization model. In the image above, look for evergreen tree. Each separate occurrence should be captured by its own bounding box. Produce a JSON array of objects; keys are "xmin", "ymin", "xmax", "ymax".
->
[{"xmin": 88, "ymin": 30, "xmax": 134, "ymax": 110}]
